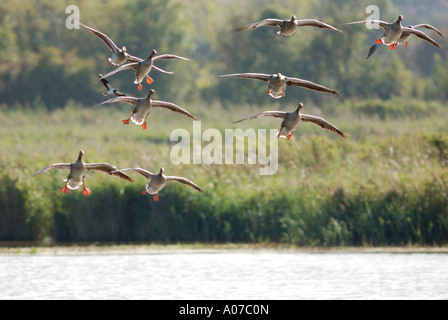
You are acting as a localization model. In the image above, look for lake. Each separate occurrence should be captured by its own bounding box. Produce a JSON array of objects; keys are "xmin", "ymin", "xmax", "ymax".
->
[{"xmin": 0, "ymin": 249, "xmax": 447, "ymax": 300}]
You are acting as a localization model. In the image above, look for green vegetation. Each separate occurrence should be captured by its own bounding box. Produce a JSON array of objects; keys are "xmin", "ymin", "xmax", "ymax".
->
[
  {"xmin": 0, "ymin": 0, "xmax": 447, "ymax": 246},
  {"xmin": 1, "ymin": 99, "xmax": 447, "ymax": 246},
  {"xmin": 0, "ymin": 0, "xmax": 447, "ymax": 107}
]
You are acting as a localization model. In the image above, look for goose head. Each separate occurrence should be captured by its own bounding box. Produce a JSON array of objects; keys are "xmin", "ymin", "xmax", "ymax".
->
[
  {"xmin": 295, "ymin": 102, "xmax": 304, "ymax": 113},
  {"xmin": 78, "ymin": 150, "xmax": 85, "ymax": 159},
  {"xmin": 159, "ymin": 167, "xmax": 165, "ymax": 175},
  {"xmin": 291, "ymin": 15, "xmax": 297, "ymax": 22},
  {"xmin": 144, "ymin": 49, "xmax": 158, "ymax": 61},
  {"xmin": 274, "ymin": 72, "xmax": 284, "ymax": 79},
  {"xmin": 397, "ymin": 15, "xmax": 403, "ymax": 23},
  {"xmin": 150, "ymin": 49, "xmax": 157, "ymax": 58},
  {"xmin": 147, "ymin": 89, "xmax": 156, "ymax": 98}
]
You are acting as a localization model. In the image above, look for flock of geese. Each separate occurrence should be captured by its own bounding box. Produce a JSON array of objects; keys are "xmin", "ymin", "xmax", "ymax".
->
[{"xmin": 31, "ymin": 13, "xmax": 444, "ymax": 201}]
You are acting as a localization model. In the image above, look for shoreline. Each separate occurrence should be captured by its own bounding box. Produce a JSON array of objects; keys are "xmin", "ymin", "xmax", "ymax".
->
[{"xmin": 1, "ymin": 242, "xmax": 448, "ymax": 256}]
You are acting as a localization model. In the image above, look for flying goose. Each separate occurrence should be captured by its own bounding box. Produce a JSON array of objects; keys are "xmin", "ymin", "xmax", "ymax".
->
[
  {"xmin": 399, "ymin": 24, "xmax": 444, "ymax": 46},
  {"xmin": 234, "ymin": 102, "xmax": 347, "ymax": 140},
  {"xmin": 30, "ymin": 150, "xmax": 133, "ymax": 195},
  {"xmin": 115, "ymin": 167, "xmax": 203, "ymax": 201},
  {"xmin": 234, "ymin": 15, "xmax": 342, "ymax": 37},
  {"xmin": 95, "ymin": 89, "xmax": 198, "ymax": 130},
  {"xmin": 99, "ymin": 74, "xmax": 126, "ymax": 96},
  {"xmin": 99, "ymin": 49, "xmax": 190, "ymax": 91},
  {"xmin": 347, "ymin": 15, "xmax": 441, "ymax": 54},
  {"xmin": 367, "ymin": 23, "xmax": 444, "ymax": 58},
  {"xmin": 80, "ymin": 23, "xmax": 142, "ymax": 67},
  {"xmin": 219, "ymin": 72, "xmax": 340, "ymax": 98}
]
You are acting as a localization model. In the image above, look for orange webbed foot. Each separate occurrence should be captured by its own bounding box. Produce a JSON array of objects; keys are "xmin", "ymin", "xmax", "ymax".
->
[
  {"xmin": 375, "ymin": 39, "xmax": 382, "ymax": 44},
  {"xmin": 141, "ymin": 122, "xmax": 147, "ymax": 130},
  {"xmin": 153, "ymin": 194, "xmax": 159, "ymax": 202},
  {"xmin": 61, "ymin": 186, "xmax": 69, "ymax": 194},
  {"xmin": 141, "ymin": 190, "xmax": 148, "ymax": 195},
  {"xmin": 82, "ymin": 188, "xmax": 91, "ymax": 196},
  {"xmin": 405, "ymin": 42, "xmax": 408, "ymax": 47},
  {"xmin": 390, "ymin": 44, "xmax": 396, "ymax": 50},
  {"xmin": 287, "ymin": 133, "xmax": 292, "ymax": 140},
  {"xmin": 122, "ymin": 119, "xmax": 130, "ymax": 125},
  {"xmin": 137, "ymin": 83, "xmax": 143, "ymax": 91},
  {"xmin": 146, "ymin": 75, "xmax": 154, "ymax": 84}
]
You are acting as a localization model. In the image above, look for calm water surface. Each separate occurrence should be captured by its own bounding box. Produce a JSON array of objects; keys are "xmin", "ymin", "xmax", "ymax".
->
[{"xmin": 1, "ymin": 251, "xmax": 447, "ymax": 299}]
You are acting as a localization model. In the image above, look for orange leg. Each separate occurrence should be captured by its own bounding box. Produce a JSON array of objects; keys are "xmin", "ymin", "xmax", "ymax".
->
[
  {"xmin": 61, "ymin": 185, "xmax": 69, "ymax": 194},
  {"xmin": 146, "ymin": 75, "xmax": 154, "ymax": 84},
  {"xmin": 81, "ymin": 177, "xmax": 91, "ymax": 196},
  {"xmin": 405, "ymin": 41, "xmax": 408, "ymax": 47},
  {"xmin": 153, "ymin": 194, "xmax": 159, "ymax": 202},
  {"xmin": 287, "ymin": 133, "xmax": 292, "ymax": 140},
  {"xmin": 122, "ymin": 113, "xmax": 134, "ymax": 125},
  {"xmin": 141, "ymin": 190, "xmax": 148, "ymax": 195},
  {"xmin": 137, "ymin": 83, "xmax": 143, "ymax": 91},
  {"xmin": 82, "ymin": 187, "xmax": 91, "ymax": 196}
]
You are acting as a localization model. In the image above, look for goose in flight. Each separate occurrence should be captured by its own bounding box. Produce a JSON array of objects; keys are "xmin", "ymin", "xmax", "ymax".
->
[
  {"xmin": 367, "ymin": 23, "xmax": 444, "ymax": 58},
  {"xmin": 95, "ymin": 89, "xmax": 198, "ymax": 130},
  {"xmin": 346, "ymin": 15, "xmax": 441, "ymax": 57},
  {"xmin": 99, "ymin": 49, "xmax": 190, "ymax": 91},
  {"xmin": 99, "ymin": 74, "xmax": 126, "ymax": 96},
  {"xmin": 31, "ymin": 150, "xmax": 133, "ymax": 196},
  {"xmin": 219, "ymin": 72, "xmax": 340, "ymax": 98},
  {"xmin": 80, "ymin": 23, "xmax": 142, "ymax": 67},
  {"xmin": 234, "ymin": 15, "xmax": 342, "ymax": 37},
  {"xmin": 115, "ymin": 167, "xmax": 203, "ymax": 201},
  {"xmin": 234, "ymin": 102, "xmax": 347, "ymax": 140}
]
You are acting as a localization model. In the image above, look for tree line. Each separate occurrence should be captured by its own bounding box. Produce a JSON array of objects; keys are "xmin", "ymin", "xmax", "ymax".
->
[{"xmin": 0, "ymin": 0, "xmax": 447, "ymax": 110}]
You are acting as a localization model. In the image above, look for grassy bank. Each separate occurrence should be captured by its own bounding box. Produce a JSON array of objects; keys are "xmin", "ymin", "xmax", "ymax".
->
[
  {"xmin": 1, "ymin": 98, "xmax": 448, "ymax": 246},
  {"xmin": 1, "ymin": 242, "xmax": 448, "ymax": 256}
]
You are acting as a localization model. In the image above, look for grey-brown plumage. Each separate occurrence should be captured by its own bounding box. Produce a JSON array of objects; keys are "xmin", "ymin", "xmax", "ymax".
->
[
  {"xmin": 234, "ymin": 102, "xmax": 347, "ymax": 140},
  {"xmin": 99, "ymin": 49, "xmax": 190, "ymax": 91},
  {"xmin": 399, "ymin": 24, "xmax": 444, "ymax": 46},
  {"xmin": 95, "ymin": 89, "xmax": 198, "ymax": 130},
  {"xmin": 115, "ymin": 167, "xmax": 203, "ymax": 201},
  {"xmin": 234, "ymin": 15, "xmax": 342, "ymax": 37},
  {"xmin": 347, "ymin": 15, "xmax": 442, "ymax": 49},
  {"xmin": 219, "ymin": 72, "xmax": 340, "ymax": 98},
  {"xmin": 31, "ymin": 150, "xmax": 133, "ymax": 195},
  {"xmin": 80, "ymin": 23, "xmax": 142, "ymax": 67}
]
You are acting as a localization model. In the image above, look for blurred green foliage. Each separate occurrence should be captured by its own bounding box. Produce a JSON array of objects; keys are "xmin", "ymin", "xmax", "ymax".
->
[{"xmin": 0, "ymin": 0, "xmax": 446, "ymax": 108}]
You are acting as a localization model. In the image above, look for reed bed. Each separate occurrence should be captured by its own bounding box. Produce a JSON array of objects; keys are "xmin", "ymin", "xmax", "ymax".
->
[{"xmin": 1, "ymin": 98, "xmax": 447, "ymax": 246}]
